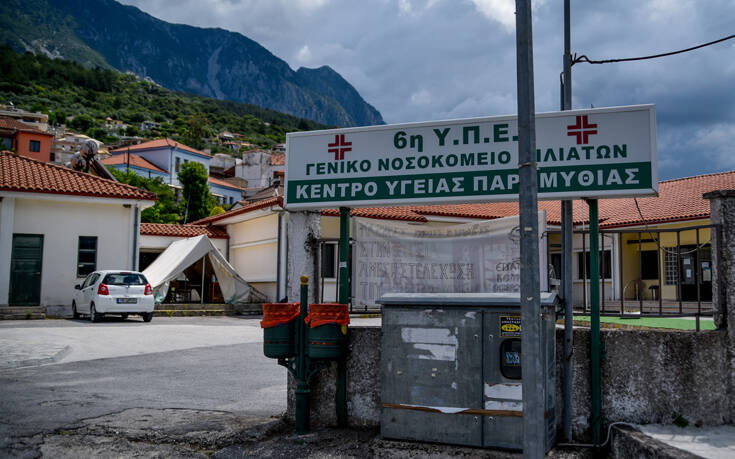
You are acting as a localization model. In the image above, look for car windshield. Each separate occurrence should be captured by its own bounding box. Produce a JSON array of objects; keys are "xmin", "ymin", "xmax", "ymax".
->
[{"xmin": 102, "ymin": 273, "xmax": 147, "ymax": 286}]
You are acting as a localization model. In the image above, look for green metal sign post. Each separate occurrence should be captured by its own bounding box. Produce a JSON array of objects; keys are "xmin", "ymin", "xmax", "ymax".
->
[
  {"xmin": 336, "ymin": 206, "xmax": 350, "ymax": 427},
  {"xmin": 587, "ymin": 199, "xmax": 602, "ymax": 444}
]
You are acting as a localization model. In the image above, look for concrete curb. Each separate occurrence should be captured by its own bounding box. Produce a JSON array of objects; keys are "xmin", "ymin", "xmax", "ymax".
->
[
  {"xmin": 611, "ymin": 425, "xmax": 700, "ymax": 458},
  {"xmin": 0, "ymin": 345, "xmax": 71, "ymax": 370}
]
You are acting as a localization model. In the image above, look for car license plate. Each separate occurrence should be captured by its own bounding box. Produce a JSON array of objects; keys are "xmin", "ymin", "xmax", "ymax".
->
[{"xmin": 116, "ymin": 298, "xmax": 137, "ymax": 304}]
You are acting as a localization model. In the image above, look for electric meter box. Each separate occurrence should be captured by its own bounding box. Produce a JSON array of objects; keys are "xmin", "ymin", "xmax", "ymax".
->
[{"xmin": 378, "ymin": 292, "xmax": 558, "ymax": 451}]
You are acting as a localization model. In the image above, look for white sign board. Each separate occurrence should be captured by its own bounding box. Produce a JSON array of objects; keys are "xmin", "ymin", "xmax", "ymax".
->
[
  {"xmin": 352, "ymin": 215, "xmax": 548, "ymax": 308},
  {"xmin": 285, "ymin": 105, "xmax": 656, "ymax": 209}
]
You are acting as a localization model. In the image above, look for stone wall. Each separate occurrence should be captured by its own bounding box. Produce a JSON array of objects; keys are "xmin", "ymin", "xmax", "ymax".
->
[
  {"xmin": 705, "ymin": 190, "xmax": 735, "ymax": 423},
  {"xmin": 287, "ymin": 326, "xmax": 730, "ymax": 439}
]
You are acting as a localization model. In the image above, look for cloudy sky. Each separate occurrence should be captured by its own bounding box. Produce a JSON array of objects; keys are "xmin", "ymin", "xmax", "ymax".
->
[{"xmin": 118, "ymin": 0, "xmax": 734, "ymax": 180}]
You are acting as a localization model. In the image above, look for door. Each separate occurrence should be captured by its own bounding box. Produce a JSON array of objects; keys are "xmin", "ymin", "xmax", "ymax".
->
[
  {"xmin": 81, "ymin": 273, "xmax": 99, "ymax": 312},
  {"xmin": 679, "ymin": 245, "xmax": 712, "ymax": 302},
  {"xmin": 9, "ymin": 234, "xmax": 44, "ymax": 306}
]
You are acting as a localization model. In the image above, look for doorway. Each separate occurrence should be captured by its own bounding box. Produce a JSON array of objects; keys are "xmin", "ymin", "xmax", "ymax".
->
[{"xmin": 9, "ymin": 234, "xmax": 44, "ymax": 306}]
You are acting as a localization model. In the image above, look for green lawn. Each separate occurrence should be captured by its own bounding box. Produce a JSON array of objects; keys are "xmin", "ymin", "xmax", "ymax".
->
[{"xmin": 564, "ymin": 315, "xmax": 716, "ymax": 331}]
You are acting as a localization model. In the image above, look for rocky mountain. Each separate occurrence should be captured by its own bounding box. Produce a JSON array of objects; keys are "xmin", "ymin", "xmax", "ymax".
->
[{"xmin": 1, "ymin": 0, "xmax": 384, "ymax": 127}]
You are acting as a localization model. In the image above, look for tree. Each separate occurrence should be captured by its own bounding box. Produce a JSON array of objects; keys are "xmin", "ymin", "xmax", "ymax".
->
[
  {"xmin": 178, "ymin": 161, "xmax": 212, "ymax": 223},
  {"xmin": 109, "ymin": 169, "xmax": 181, "ymax": 224},
  {"xmin": 70, "ymin": 114, "xmax": 94, "ymax": 131},
  {"xmin": 184, "ymin": 112, "xmax": 211, "ymax": 150},
  {"xmin": 125, "ymin": 125, "xmax": 140, "ymax": 137}
]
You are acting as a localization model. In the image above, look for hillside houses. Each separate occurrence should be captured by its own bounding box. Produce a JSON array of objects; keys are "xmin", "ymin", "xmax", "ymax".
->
[
  {"xmin": 106, "ymin": 138, "xmax": 246, "ymax": 206},
  {"xmin": 0, "ymin": 117, "xmax": 54, "ymax": 162}
]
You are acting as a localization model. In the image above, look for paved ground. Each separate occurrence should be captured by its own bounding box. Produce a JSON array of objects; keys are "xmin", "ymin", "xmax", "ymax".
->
[
  {"xmin": 0, "ymin": 317, "xmax": 287, "ymax": 457},
  {"xmin": 1, "ymin": 316, "xmax": 731, "ymax": 458}
]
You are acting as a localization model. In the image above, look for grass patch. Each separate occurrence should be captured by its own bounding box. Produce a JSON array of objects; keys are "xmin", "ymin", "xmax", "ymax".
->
[{"xmin": 564, "ymin": 315, "xmax": 716, "ymax": 331}]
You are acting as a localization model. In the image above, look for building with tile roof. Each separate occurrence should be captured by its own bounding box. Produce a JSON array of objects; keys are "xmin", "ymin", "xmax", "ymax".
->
[
  {"xmin": 108, "ymin": 140, "xmax": 244, "ymax": 205},
  {"xmin": 0, "ymin": 117, "xmax": 54, "ymax": 162},
  {"xmin": 0, "ymin": 152, "xmax": 156, "ymax": 310},
  {"xmin": 101, "ymin": 152, "xmax": 168, "ymax": 179},
  {"xmin": 188, "ymin": 170, "xmax": 733, "ymax": 306},
  {"xmin": 0, "ymin": 151, "xmax": 156, "ymax": 201}
]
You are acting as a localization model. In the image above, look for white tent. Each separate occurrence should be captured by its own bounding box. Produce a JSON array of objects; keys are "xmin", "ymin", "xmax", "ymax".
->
[{"xmin": 143, "ymin": 235, "xmax": 265, "ymax": 304}]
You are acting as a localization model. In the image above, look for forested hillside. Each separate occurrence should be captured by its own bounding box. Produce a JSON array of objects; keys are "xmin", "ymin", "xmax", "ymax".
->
[{"xmin": 0, "ymin": 46, "xmax": 326, "ymax": 150}]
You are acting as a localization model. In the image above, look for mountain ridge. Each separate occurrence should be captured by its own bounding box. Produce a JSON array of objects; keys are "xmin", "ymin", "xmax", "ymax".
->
[{"xmin": 1, "ymin": 0, "xmax": 384, "ymax": 127}]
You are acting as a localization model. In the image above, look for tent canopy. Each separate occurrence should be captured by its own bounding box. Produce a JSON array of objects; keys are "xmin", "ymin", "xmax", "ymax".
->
[{"xmin": 143, "ymin": 235, "xmax": 265, "ymax": 304}]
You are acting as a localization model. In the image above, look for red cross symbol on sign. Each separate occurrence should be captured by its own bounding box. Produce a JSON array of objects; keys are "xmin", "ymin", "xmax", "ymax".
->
[
  {"xmin": 328, "ymin": 134, "xmax": 352, "ymax": 160},
  {"xmin": 567, "ymin": 115, "xmax": 598, "ymax": 145}
]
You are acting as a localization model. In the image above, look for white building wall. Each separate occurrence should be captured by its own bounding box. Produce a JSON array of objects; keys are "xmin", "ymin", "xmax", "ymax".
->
[
  {"xmin": 12, "ymin": 198, "xmax": 134, "ymax": 307},
  {"xmin": 128, "ymin": 148, "xmax": 171, "ymax": 174},
  {"xmin": 226, "ymin": 212, "xmax": 279, "ymax": 301},
  {"xmin": 235, "ymin": 152, "xmax": 275, "ymax": 189},
  {"xmin": 210, "ymin": 185, "xmax": 243, "ymax": 206},
  {"xmin": 171, "ymin": 150, "xmax": 210, "ymax": 188},
  {"xmin": 140, "ymin": 234, "xmax": 227, "ymax": 256}
]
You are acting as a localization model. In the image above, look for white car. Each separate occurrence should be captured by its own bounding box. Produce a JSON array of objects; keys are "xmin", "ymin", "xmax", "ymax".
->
[{"xmin": 72, "ymin": 270, "xmax": 155, "ymax": 322}]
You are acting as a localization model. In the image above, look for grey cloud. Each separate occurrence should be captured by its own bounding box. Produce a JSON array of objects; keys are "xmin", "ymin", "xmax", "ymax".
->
[{"xmin": 119, "ymin": 0, "xmax": 735, "ymax": 179}]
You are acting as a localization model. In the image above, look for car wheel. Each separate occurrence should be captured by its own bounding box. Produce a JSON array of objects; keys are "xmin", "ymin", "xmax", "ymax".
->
[
  {"xmin": 120, "ymin": 314, "xmax": 129, "ymax": 320},
  {"xmin": 72, "ymin": 301, "xmax": 80, "ymax": 320},
  {"xmin": 90, "ymin": 303, "xmax": 100, "ymax": 323},
  {"xmin": 142, "ymin": 312, "xmax": 153, "ymax": 322}
]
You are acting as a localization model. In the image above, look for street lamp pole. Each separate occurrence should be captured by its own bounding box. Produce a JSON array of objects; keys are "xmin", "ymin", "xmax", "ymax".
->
[{"xmin": 515, "ymin": 0, "xmax": 544, "ymax": 456}]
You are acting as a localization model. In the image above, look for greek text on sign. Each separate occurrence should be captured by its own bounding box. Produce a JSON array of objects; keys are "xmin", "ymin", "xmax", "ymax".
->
[
  {"xmin": 284, "ymin": 105, "xmax": 657, "ymax": 209},
  {"xmin": 500, "ymin": 316, "xmax": 522, "ymax": 337}
]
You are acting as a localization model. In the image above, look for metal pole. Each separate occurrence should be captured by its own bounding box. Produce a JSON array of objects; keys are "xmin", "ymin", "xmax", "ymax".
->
[
  {"xmin": 639, "ymin": 232, "xmax": 643, "ymax": 311},
  {"xmin": 515, "ymin": 1, "xmax": 544, "ymax": 455},
  {"xmin": 336, "ymin": 207, "xmax": 350, "ymax": 427},
  {"xmin": 587, "ymin": 199, "xmax": 602, "ymax": 445},
  {"xmin": 295, "ymin": 275, "xmax": 310, "ymax": 434},
  {"xmin": 619, "ymin": 233, "xmax": 624, "ymax": 315},
  {"xmin": 561, "ymin": 0, "xmax": 575, "ymax": 442},
  {"xmin": 200, "ymin": 256, "xmax": 205, "ymax": 305},
  {"xmin": 338, "ymin": 207, "xmax": 350, "ymax": 304}
]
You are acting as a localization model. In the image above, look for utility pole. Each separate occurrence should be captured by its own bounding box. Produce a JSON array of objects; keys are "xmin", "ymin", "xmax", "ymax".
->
[
  {"xmin": 515, "ymin": 0, "xmax": 544, "ymax": 456},
  {"xmin": 561, "ymin": 0, "xmax": 575, "ymax": 443}
]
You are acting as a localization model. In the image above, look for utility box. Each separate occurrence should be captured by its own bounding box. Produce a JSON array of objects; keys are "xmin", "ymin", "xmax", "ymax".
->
[{"xmin": 378, "ymin": 292, "xmax": 557, "ymax": 451}]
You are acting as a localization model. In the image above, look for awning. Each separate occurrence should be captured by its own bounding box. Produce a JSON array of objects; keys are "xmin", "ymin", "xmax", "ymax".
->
[{"xmin": 143, "ymin": 234, "xmax": 266, "ymax": 304}]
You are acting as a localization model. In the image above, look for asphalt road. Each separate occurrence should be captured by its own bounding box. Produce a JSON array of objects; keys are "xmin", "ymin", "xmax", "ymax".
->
[{"xmin": 0, "ymin": 317, "xmax": 286, "ymax": 455}]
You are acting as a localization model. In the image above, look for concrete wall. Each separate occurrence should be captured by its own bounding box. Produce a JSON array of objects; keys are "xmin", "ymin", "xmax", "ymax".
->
[
  {"xmin": 705, "ymin": 190, "xmax": 735, "ymax": 423},
  {"xmin": 235, "ymin": 151, "xmax": 275, "ymax": 190},
  {"xmin": 10, "ymin": 197, "xmax": 135, "ymax": 307},
  {"xmin": 287, "ymin": 326, "xmax": 730, "ymax": 439}
]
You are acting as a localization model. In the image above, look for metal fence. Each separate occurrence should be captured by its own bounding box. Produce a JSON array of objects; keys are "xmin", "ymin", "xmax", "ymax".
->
[
  {"xmin": 319, "ymin": 223, "xmax": 719, "ymax": 321},
  {"xmin": 547, "ymin": 223, "xmax": 718, "ymax": 323}
]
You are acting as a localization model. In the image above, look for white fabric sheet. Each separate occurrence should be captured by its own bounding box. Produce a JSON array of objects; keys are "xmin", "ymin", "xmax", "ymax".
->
[
  {"xmin": 352, "ymin": 214, "xmax": 548, "ymax": 307},
  {"xmin": 143, "ymin": 235, "xmax": 264, "ymax": 304}
]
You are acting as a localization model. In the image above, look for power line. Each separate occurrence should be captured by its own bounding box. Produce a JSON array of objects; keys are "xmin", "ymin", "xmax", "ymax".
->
[{"xmin": 573, "ymin": 33, "xmax": 735, "ymax": 65}]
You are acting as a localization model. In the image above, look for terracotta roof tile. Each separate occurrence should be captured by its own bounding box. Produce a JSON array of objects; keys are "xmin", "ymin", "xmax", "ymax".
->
[
  {"xmin": 190, "ymin": 196, "xmax": 283, "ymax": 225},
  {"xmin": 208, "ymin": 176, "xmax": 245, "ymax": 191},
  {"xmin": 597, "ymin": 171, "xmax": 735, "ymax": 228},
  {"xmin": 186, "ymin": 171, "xmax": 735, "ymax": 227},
  {"xmin": 322, "ymin": 206, "xmax": 427, "ymax": 222},
  {"xmin": 0, "ymin": 151, "xmax": 156, "ymax": 201},
  {"xmin": 110, "ymin": 138, "xmax": 210, "ymax": 158},
  {"xmin": 0, "ymin": 117, "xmax": 53, "ymax": 135},
  {"xmin": 140, "ymin": 223, "xmax": 229, "ymax": 239},
  {"xmin": 270, "ymin": 153, "xmax": 285, "ymax": 166},
  {"xmin": 320, "ymin": 171, "xmax": 735, "ymax": 227},
  {"xmin": 101, "ymin": 153, "xmax": 167, "ymax": 173}
]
